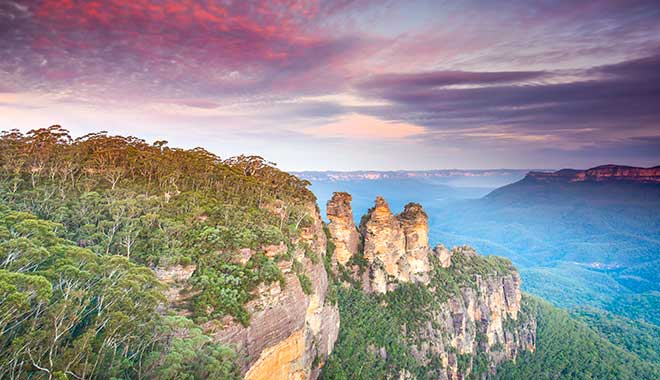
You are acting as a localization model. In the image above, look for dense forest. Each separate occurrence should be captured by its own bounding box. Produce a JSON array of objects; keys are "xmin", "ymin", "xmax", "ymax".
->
[
  {"xmin": 571, "ymin": 308, "xmax": 660, "ymax": 364},
  {"xmin": 0, "ymin": 126, "xmax": 318, "ymax": 379},
  {"xmin": 495, "ymin": 297, "xmax": 660, "ymax": 380},
  {"xmin": 321, "ymin": 256, "xmax": 660, "ymax": 380}
]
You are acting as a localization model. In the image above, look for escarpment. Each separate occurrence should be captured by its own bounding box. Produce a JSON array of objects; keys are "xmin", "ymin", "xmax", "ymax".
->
[
  {"xmin": 523, "ymin": 164, "xmax": 660, "ymax": 184},
  {"xmin": 159, "ymin": 201, "xmax": 339, "ymax": 380},
  {"xmin": 158, "ymin": 191, "xmax": 536, "ymax": 380},
  {"xmin": 324, "ymin": 193, "xmax": 536, "ymax": 379}
]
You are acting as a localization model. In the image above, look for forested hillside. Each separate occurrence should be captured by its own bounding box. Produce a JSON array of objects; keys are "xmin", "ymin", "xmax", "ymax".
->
[
  {"xmin": 0, "ymin": 126, "xmax": 321, "ymax": 379},
  {"xmin": 321, "ymin": 251, "xmax": 530, "ymax": 380},
  {"xmin": 0, "ymin": 206, "xmax": 241, "ymax": 379},
  {"xmin": 424, "ymin": 174, "xmax": 660, "ymax": 328},
  {"xmin": 495, "ymin": 296, "xmax": 660, "ymax": 380},
  {"xmin": 571, "ymin": 308, "xmax": 660, "ymax": 364}
]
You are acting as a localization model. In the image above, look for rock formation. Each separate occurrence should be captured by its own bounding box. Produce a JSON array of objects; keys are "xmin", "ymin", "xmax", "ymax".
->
[
  {"xmin": 398, "ymin": 202, "xmax": 432, "ymax": 283},
  {"xmin": 158, "ymin": 191, "xmax": 537, "ymax": 380},
  {"xmin": 326, "ymin": 192, "xmax": 359, "ymax": 266},
  {"xmin": 434, "ymin": 244, "xmax": 452, "ymax": 268},
  {"xmin": 324, "ymin": 195, "xmax": 436, "ymax": 293},
  {"xmin": 325, "ymin": 193, "xmax": 536, "ymax": 379},
  {"xmin": 359, "ymin": 196, "xmax": 408, "ymax": 293}
]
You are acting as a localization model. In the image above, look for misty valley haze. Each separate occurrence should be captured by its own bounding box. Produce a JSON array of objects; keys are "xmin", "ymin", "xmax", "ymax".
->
[{"xmin": 303, "ymin": 166, "xmax": 660, "ymax": 324}]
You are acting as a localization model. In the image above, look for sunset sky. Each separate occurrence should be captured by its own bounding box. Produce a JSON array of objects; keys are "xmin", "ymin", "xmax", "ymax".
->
[{"xmin": 2, "ymin": 0, "xmax": 660, "ymax": 170}]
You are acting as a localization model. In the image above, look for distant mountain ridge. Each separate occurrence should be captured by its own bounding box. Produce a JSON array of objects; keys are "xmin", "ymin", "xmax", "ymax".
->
[
  {"xmin": 295, "ymin": 169, "xmax": 532, "ymax": 182},
  {"xmin": 524, "ymin": 165, "xmax": 660, "ymax": 184}
]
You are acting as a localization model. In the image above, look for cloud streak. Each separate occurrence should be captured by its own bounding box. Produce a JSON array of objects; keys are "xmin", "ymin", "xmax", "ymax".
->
[
  {"xmin": 355, "ymin": 52, "xmax": 660, "ymax": 143},
  {"xmin": 1, "ymin": 0, "xmax": 660, "ymax": 169}
]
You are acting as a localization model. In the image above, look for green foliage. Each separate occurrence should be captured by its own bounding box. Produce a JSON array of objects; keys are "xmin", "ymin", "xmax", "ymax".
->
[
  {"xmin": 495, "ymin": 295, "xmax": 660, "ymax": 380},
  {"xmin": 429, "ymin": 249, "xmax": 514, "ymax": 302},
  {"xmin": 190, "ymin": 253, "xmax": 285, "ymax": 326},
  {"xmin": 0, "ymin": 127, "xmax": 318, "ymax": 326},
  {"xmin": 0, "ymin": 207, "xmax": 167, "ymax": 380},
  {"xmin": 572, "ymin": 307, "xmax": 660, "ymax": 364},
  {"xmin": 302, "ymin": 241, "xmax": 320, "ymax": 264},
  {"xmin": 298, "ymin": 272, "xmax": 314, "ymax": 295},
  {"xmin": 322, "ymin": 250, "xmax": 518, "ymax": 380},
  {"xmin": 0, "ymin": 127, "xmax": 321, "ymax": 379},
  {"xmin": 290, "ymin": 257, "xmax": 314, "ymax": 295},
  {"xmin": 145, "ymin": 316, "xmax": 241, "ymax": 380},
  {"xmin": 321, "ymin": 287, "xmax": 423, "ymax": 380},
  {"xmin": 606, "ymin": 292, "xmax": 660, "ymax": 326},
  {"xmin": 322, "ymin": 224, "xmax": 339, "ymax": 305}
]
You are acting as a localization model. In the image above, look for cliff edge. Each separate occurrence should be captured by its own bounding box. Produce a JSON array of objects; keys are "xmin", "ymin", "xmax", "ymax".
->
[{"xmin": 324, "ymin": 193, "xmax": 536, "ymax": 379}]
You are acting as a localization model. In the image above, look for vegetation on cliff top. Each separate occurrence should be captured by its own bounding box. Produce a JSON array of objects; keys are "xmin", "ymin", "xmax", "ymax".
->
[
  {"xmin": 0, "ymin": 126, "xmax": 318, "ymax": 326},
  {"xmin": 0, "ymin": 206, "xmax": 241, "ymax": 380},
  {"xmin": 3, "ymin": 127, "xmax": 657, "ymax": 380},
  {"xmin": 0, "ymin": 126, "xmax": 320, "ymax": 379},
  {"xmin": 322, "ymin": 248, "xmax": 519, "ymax": 380}
]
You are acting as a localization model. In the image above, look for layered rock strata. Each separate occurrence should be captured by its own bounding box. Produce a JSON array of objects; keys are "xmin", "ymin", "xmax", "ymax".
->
[
  {"xmin": 326, "ymin": 192, "xmax": 359, "ymax": 266},
  {"xmin": 215, "ymin": 202, "xmax": 339, "ymax": 380},
  {"xmin": 525, "ymin": 164, "xmax": 660, "ymax": 184},
  {"xmin": 158, "ymin": 201, "xmax": 339, "ymax": 380},
  {"xmin": 409, "ymin": 250, "xmax": 536, "ymax": 379}
]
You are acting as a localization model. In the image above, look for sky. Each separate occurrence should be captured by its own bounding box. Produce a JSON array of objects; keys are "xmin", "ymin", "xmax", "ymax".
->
[{"xmin": 1, "ymin": 0, "xmax": 660, "ymax": 171}]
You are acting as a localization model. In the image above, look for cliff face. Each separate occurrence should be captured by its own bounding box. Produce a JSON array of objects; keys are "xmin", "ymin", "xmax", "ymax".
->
[
  {"xmin": 216, "ymin": 202, "xmax": 339, "ymax": 380},
  {"xmin": 411, "ymin": 250, "xmax": 536, "ymax": 379},
  {"xmin": 158, "ymin": 201, "xmax": 339, "ymax": 380},
  {"xmin": 525, "ymin": 165, "xmax": 660, "ymax": 184},
  {"xmin": 325, "ymin": 194, "xmax": 536, "ymax": 379},
  {"xmin": 158, "ymin": 191, "xmax": 536, "ymax": 380},
  {"xmin": 358, "ymin": 196, "xmax": 431, "ymax": 293}
]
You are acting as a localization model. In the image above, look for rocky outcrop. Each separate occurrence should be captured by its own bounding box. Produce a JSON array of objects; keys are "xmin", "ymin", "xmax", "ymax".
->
[
  {"xmin": 324, "ymin": 193, "xmax": 536, "ymax": 379},
  {"xmin": 157, "ymin": 190, "xmax": 536, "ymax": 380},
  {"xmin": 337, "ymin": 246, "xmax": 535, "ymax": 380},
  {"xmin": 154, "ymin": 264, "xmax": 197, "ymax": 315},
  {"xmin": 217, "ymin": 202, "xmax": 338, "ymax": 380},
  {"xmin": 326, "ymin": 192, "xmax": 359, "ymax": 266},
  {"xmin": 353, "ymin": 196, "xmax": 431, "ymax": 293},
  {"xmin": 398, "ymin": 203, "xmax": 432, "ymax": 283},
  {"xmin": 157, "ymin": 201, "xmax": 339, "ymax": 380},
  {"xmin": 215, "ymin": 252, "xmax": 339, "ymax": 380},
  {"xmin": 359, "ymin": 196, "xmax": 408, "ymax": 293},
  {"xmin": 434, "ymin": 244, "xmax": 452, "ymax": 268}
]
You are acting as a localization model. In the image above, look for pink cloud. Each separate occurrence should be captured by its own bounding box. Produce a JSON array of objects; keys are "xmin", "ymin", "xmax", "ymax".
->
[
  {"xmin": 9, "ymin": 0, "xmax": 377, "ymax": 101},
  {"xmin": 303, "ymin": 113, "xmax": 426, "ymax": 140}
]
